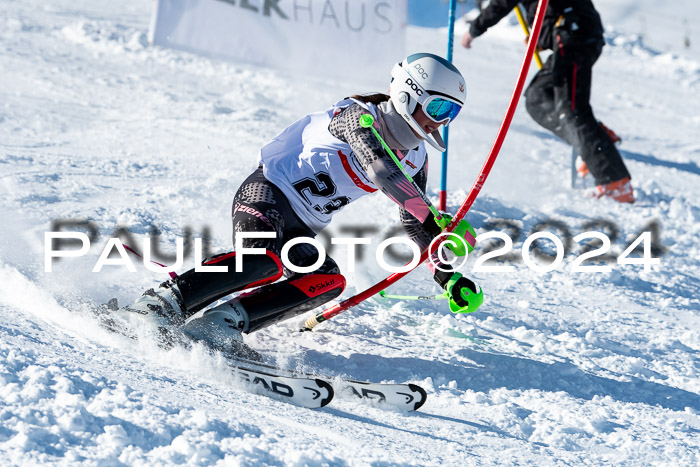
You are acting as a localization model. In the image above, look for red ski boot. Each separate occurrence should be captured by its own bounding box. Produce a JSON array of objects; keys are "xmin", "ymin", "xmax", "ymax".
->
[{"xmin": 596, "ymin": 177, "xmax": 635, "ymax": 203}]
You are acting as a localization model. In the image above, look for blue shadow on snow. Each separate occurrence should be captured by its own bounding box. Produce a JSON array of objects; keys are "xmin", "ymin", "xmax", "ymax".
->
[{"xmin": 303, "ymin": 349, "xmax": 700, "ymax": 413}]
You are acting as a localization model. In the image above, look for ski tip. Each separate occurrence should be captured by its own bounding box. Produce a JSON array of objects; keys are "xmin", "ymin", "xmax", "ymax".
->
[
  {"xmin": 315, "ymin": 379, "xmax": 334, "ymax": 407},
  {"xmin": 408, "ymin": 383, "xmax": 428, "ymax": 411}
]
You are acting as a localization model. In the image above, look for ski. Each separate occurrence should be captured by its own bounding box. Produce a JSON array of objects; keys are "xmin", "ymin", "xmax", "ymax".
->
[
  {"xmin": 222, "ymin": 353, "xmax": 428, "ymax": 412},
  {"xmin": 93, "ymin": 301, "xmax": 425, "ymax": 411},
  {"xmin": 227, "ymin": 363, "xmax": 334, "ymax": 409},
  {"xmin": 335, "ymin": 380, "xmax": 427, "ymax": 411}
]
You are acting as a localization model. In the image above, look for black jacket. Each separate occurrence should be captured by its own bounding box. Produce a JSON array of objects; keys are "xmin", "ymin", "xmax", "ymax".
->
[{"xmin": 469, "ymin": 0, "xmax": 604, "ymax": 50}]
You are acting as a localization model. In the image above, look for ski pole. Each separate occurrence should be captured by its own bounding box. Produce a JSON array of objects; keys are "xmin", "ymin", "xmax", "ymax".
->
[
  {"xmin": 361, "ymin": 114, "xmax": 460, "ymax": 304},
  {"xmin": 515, "ymin": 3, "xmax": 543, "ymax": 69},
  {"xmin": 379, "ymin": 290, "xmax": 448, "ymax": 301},
  {"xmin": 303, "ymin": 0, "xmax": 550, "ymax": 331},
  {"xmin": 122, "ymin": 243, "xmax": 178, "ymax": 279},
  {"xmin": 359, "ymin": 113, "xmax": 444, "ymax": 223},
  {"xmin": 439, "ymin": 0, "xmax": 459, "ymax": 212}
]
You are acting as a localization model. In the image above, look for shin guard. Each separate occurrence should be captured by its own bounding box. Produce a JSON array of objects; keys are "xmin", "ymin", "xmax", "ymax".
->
[{"xmin": 238, "ymin": 274, "xmax": 346, "ymax": 333}]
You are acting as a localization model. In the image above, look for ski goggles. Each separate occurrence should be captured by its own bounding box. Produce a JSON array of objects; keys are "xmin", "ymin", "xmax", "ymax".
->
[{"xmin": 422, "ymin": 95, "xmax": 462, "ymax": 124}]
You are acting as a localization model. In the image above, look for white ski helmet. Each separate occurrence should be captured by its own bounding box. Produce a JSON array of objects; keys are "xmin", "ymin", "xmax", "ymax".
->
[{"xmin": 389, "ymin": 53, "xmax": 466, "ymax": 151}]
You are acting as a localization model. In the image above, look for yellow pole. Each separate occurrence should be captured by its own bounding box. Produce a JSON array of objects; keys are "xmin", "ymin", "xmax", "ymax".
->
[{"xmin": 515, "ymin": 4, "xmax": 543, "ymax": 69}]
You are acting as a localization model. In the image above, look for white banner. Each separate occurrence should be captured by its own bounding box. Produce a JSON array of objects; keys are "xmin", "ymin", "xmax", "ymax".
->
[{"xmin": 149, "ymin": 0, "xmax": 407, "ymax": 84}]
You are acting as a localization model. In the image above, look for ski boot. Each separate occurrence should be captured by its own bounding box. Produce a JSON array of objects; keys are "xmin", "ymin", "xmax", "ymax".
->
[
  {"xmin": 181, "ymin": 299, "xmax": 247, "ymax": 346},
  {"xmin": 180, "ymin": 299, "xmax": 264, "ymax": 361},
  {"xmin": 596, "ymin": 177, "xmax": 635, "ymax": 203},
  {"xmin": 181, "ymin": 272, "xmax": 345, "ymax": 359},
  {"xmin": 114, "ymin": 281, "xmax": 188, "ymax": 341}
]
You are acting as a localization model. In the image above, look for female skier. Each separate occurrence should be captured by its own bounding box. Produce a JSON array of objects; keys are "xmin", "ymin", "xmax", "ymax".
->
[{"xmin": 116, "ymin": 53, "xmax": 484, "ymax": 349}]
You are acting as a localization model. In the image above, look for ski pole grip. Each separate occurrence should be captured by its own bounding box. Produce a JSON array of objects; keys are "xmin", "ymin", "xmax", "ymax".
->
[{"xmin": 359, "ymin": 114, "xmax": 374, "ymax": 128}]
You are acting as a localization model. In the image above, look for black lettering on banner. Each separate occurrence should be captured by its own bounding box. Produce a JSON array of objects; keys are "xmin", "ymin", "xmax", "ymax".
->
[
  {"xmin": 345, "ymin": 1, "xmax": 365, "ymax": 31},
  {"xmin": 215, "ymin": 0, "xmax": 396, "ymax": 32},
  {"xmin": 240, "ymin": 0, "xmax": 258, "ymax": 13},
  {"xmin": 374, "ymin": 2, "xmax": 392, "ymax": 33},
  {"xmin": 293, "ymin": 0, "xmax": 313, "ymax": 22},
  {"xmin": 264, "ymin": 0, "xmax": 288, "ymax": 18},
  {"xmin": 216, "ymin": 0, "xmax": 289, "ymax": 19},
  {"xmin": 320, "ymin": 0, "xmax": 340, "ymax": 28}
]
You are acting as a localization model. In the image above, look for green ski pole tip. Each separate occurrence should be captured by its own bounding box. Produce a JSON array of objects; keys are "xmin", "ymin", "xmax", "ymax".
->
[{"xmin": 359, "ymin": 114, "xmax": 374, "ymax": 128}]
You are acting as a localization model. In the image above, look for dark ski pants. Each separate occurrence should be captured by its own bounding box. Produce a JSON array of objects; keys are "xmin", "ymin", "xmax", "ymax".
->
[
  {"xmin": 173, "ymin": 167, "xmax": 344, "ymax": 332},
  {"xmin": 524, "ymin": 39, "xmax": 631, "ymax": 185}
]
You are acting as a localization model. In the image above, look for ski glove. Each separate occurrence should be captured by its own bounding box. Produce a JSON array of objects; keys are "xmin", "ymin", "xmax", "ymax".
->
[
  {"xmin": 434, "ymin": 269, "xmax": 484, "ymax": 313},
  {"xmin": 434, "ymin": 215, "xmax": 477, "ymax": 257}
]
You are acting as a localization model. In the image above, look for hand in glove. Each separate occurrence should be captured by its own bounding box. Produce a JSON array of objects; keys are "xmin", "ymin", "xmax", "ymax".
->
[
  {"xmin": 434, "ymin": 214, "xmax": 477, "ymax": 257},
  {"xmin": 434, "ymin": 269, "xmax": 484, "ymax": 313}
]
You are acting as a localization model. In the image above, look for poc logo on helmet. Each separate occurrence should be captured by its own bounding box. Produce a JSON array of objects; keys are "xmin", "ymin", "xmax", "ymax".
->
[
  {"xmin": 405, "ymin": 78, "xmax": 424, "ymax": 96},
  {"xmin": 414, "ymin": 64, "xmax": 429, "ymax": 79}
]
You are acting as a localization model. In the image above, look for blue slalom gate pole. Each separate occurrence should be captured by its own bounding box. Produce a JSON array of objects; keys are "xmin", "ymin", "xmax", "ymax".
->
[{"xmin": 439, "ymin": 0, "xmax": 458, "ymax": 212}]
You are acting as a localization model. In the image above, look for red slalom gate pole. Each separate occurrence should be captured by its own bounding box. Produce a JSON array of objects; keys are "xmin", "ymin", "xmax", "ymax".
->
[{"xmin": 303, "ymin": 0, "xmax": 550, "ymax": 331}]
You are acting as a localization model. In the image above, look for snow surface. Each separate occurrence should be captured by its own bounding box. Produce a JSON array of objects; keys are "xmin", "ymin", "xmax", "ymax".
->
[{"xmin": 1, "ymin": 0, "xmax": 699, "ymax": 465}]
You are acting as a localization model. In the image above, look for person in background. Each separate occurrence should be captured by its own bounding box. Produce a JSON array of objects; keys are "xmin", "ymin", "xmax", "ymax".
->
[{"xmin": 461, "ymin": 0, "xmax": 635, "ymax": 203}]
